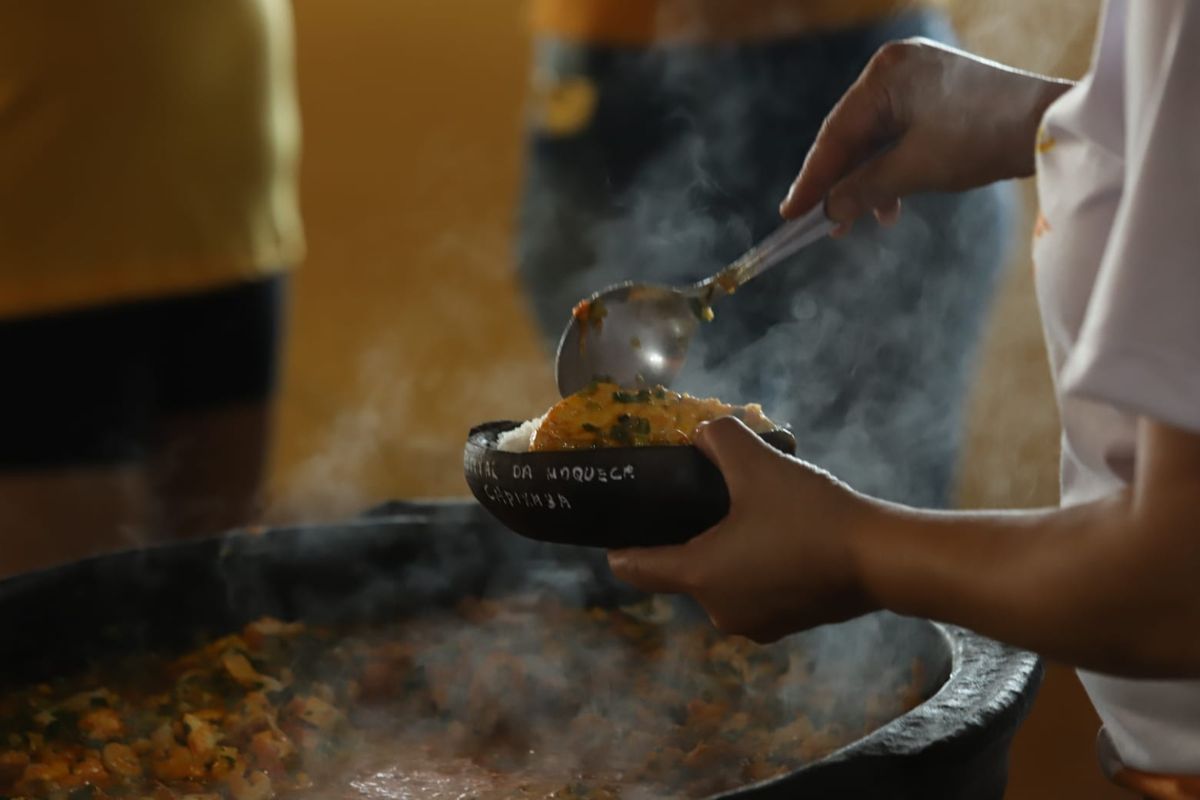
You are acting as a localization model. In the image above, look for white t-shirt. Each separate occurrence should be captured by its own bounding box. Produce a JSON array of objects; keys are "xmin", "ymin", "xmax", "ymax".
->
[{"xmin": 1033, "ymin": 0, "xmax": 1200, "ymax": 774}]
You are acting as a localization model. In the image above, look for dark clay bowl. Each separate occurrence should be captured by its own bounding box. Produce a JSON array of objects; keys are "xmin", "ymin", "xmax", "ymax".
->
[{"xmin": 464, "ymin": 420, "xmax": 796, "ymax": 548}]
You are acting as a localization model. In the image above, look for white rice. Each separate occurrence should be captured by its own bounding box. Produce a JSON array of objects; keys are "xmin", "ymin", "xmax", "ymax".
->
[{"xmin": 495, "ymin": 413, "xmax": 546, "ymax": 453}]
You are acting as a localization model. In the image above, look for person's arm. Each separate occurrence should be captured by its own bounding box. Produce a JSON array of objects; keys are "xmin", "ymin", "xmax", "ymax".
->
[
  {"xmin": 778, "ymin": 38, "xmax": 1073, "ymax": 232},
  {"xmin": 609, "ymin": 417, "xmax": 1200, "ymax": 679},
  {"xmin": 872, "ymin": 1, "xmax": 1200, "ymax": 677},
  {"xmin": 856, "ymin": 417, "xmax": 1200, "ymax": 678},
  {"xmin": 609, "ymin": 12, "xmax": 1200, "ymax": 679}
]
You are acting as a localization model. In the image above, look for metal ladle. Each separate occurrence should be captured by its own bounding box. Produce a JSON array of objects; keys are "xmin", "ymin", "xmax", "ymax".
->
[{"xmin": 554, "ymin": 205, "xmax": 834, "ymax": 397}]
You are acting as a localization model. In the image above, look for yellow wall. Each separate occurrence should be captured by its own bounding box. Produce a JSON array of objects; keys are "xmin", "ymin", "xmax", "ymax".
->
[
  {"xmin": 949, "ymin": 0, "xmax": 1100, "ymax": 512},
  {"xmin": 268, "ymin": 0, "xmax": 554, "ymax": 521}
]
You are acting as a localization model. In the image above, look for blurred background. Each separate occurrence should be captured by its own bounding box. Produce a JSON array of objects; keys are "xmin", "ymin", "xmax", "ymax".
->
[
  {"xmin": 0, "ymin": 0, "xmax": 1130, "ymax": 795},
  {"xmin": 266, "ymin": 1, "xmax": 1121, "ymax": 797}
]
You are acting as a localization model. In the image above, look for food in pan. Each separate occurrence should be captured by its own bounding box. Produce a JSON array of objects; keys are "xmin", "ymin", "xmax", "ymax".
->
[
  {"xmin": 496, "ymin": 381, "xmax": 779, "ymax": 453},
  {"xmin": 0, "ymin": 596, "xmax": 924, "ymax": 800}
]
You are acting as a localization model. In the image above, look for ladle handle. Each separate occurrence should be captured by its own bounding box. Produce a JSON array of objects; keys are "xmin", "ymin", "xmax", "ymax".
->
[{"xmin": 717, "ymin": 204, "xmax": 835, "ymax": 292}]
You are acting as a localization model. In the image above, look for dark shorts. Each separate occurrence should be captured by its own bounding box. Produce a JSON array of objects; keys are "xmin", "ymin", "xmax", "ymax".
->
[
  {"xmin": 516, "ymin": 11, "xmax": 1016, "ymax": 506},
  {"xmin": 0, "ymin": 277, "xmax": 286, "ymax": 470}
]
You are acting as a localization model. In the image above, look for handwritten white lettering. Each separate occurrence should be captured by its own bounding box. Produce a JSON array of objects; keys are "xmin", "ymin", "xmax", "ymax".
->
[
  {"xmin": 481, "ymin": 484, "xmax": 578, "ymax": 512},
  {"xmin": 543, "ymin": 464, "xmax": 637, "ymax": 484},
  {"xmin": 466, "ymin": 456, "xmax": 500, "ymax": 481}
]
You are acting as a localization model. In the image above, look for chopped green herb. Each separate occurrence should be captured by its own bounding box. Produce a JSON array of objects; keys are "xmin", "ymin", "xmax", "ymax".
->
[
  {"xmin": 612, "ymin": 389, "xmax": 652, "ymax": 404},
  {"xmin": 609, "ymin": 414, "xmax": 650, "ymax": 440},
  {"xmin": 607, "ymin": 424, "xmax": 633, "ymax": 445}
]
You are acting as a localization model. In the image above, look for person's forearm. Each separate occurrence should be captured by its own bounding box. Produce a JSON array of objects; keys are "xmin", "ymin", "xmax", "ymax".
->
[
  {"xmin": 851, "ymin": 493, "xmax": 1200, "ymax": 677},
  {"xmin": 966, "ymin": 56, "xmax": 1075, "ymax": 182}
]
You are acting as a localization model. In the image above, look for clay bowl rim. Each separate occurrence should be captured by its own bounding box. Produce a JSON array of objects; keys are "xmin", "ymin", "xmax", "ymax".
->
[{"xmin": 465, "ymin": 419, "xmax": 797, "ymax": 459}]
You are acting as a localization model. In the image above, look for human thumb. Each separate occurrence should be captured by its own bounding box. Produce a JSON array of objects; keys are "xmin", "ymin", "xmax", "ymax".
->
[{"xmin": 692, "ymin": 416, "xmax": 776, "ymax": 498}]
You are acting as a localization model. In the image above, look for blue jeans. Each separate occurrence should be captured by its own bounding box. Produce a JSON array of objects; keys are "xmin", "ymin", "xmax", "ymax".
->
[{"xmin": 517, "ymin": 12, "xmax": 1015, "ymax": 506}]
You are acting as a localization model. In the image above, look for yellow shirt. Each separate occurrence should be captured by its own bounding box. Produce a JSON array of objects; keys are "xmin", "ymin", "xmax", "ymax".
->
[
  {"xmin": 530, "ymin": 0, "xmax": 927, "ymax": 45},
  {"xmin": 0, "ymin": 0, "xmax": 304, "ymax": 319}
]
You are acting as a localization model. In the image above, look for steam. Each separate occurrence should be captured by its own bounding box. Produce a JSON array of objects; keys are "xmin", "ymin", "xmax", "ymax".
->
[
  {"xmin": 268, "ymin": 223, "xmax": 558, "ymax": 524},
  {"xmin": 249, "ymin": 9, "xmax": 1094, "ymax": 788},
  {"xmin": 524, "ymin": 2, "xmax": 1096, "ymax": 512},
  {"xmin": 269, "ymin": 356, "xmax": 552, "ymax": 522},
  {"xmin": 330, "ymin": 588, "xmax": 932, "ymax": 797},
  {"xmin": 271, "ymin": 4, "xmax": 1096, "ymax": 517},
  {"xmin": 523, "ymin": 13, "xmax": 1020, "ymax": 507}
]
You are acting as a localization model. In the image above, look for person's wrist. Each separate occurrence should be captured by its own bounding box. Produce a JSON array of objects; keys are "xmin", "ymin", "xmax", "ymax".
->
[
  {"xmin": 1003, "ymin": 76, "xmax": 1075, "ymax": 178},
  {"xmin": 843, "ymin": 491, "xmax": 895, "ymax": 617}
]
